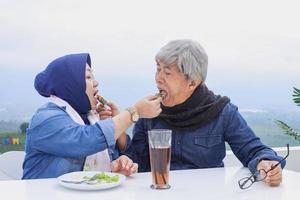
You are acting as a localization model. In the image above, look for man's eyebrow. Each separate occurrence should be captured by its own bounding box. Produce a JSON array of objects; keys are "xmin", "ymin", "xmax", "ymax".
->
[
  {"xmin": 157, "ymin": 63, "xmax": 171, "ymax": 69},
  {"xmin": 160, "ymin": 65, "xmax": 171, "ymax": 70}
]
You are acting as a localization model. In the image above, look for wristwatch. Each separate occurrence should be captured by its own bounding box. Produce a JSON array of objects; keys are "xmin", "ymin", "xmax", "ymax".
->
[{"xmin": 125, "ymin": 106, "xmax": 139, "ymax": 122}]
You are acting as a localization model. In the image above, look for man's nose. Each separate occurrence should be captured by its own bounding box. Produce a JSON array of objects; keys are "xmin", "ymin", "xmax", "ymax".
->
[{"xmin": 155, "ymin": 71, "xmax": 164, "ymax": 84}]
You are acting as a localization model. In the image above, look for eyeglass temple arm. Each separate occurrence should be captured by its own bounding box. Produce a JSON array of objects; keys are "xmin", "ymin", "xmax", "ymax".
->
[
  {"xmin": 271, "ymin": 144, "xmax": 289, "ymax": 170},
  {"xmin": 285, "ymin": 144, "xmax": 290, "ymax": 158}
]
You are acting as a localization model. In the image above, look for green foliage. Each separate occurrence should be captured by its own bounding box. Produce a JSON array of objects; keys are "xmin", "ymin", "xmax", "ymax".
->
[
  {"xmin": 20, "ymin": 122, "xmax": 29, "ymax": 134},
  {"xmin": 293, "ymin": 87, "xmax": 300, "ymax": 106},
  {"xmin": 275, "ymin": 120, "xmax": 300, "ymax": 141},
  {"xmin": 276, "ymin": 87, "xmax": 300, "ymax": 141}
]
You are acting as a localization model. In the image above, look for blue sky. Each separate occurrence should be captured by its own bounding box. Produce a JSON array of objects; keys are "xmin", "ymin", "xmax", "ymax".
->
[{"xmin": 1, "ymin": 0, "xmax": 300, "ymax": 121}]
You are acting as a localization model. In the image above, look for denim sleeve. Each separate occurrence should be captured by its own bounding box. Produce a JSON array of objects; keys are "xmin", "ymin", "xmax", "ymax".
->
[
  {"xmin": 31, "ymin": 113, "xmax": 116, "ymax": 158},
  {"xmin": 110, "ymin": 146, "xmax": 120, "ymax": 161},
  {"xmin": 223, "ymin": 103, "xmax": 286, "ymax": 174},
  {"xmin": 123, "ymin": 119, "xmax": 151, "ymax": 172}
]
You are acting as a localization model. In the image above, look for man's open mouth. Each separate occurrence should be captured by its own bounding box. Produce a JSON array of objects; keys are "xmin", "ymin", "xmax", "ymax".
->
[{"xmin": 157, "ymin": 88, "xmax": 167, "ymax": 100}]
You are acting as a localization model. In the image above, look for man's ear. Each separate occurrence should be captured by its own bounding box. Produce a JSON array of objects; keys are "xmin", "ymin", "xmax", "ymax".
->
[{"xmin": 189, "ymin": 80, "xmax": 201, "ymax": 90}]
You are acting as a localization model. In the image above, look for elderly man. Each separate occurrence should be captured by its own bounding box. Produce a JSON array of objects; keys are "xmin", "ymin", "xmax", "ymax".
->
[{"xmin": 124, "ymin": 39, "xmax": 285, "ymax": 187}]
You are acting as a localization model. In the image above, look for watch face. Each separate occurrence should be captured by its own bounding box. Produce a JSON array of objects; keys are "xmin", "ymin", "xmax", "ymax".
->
[
  {"xmin": 126, "ymin": 107, "xmax": 139, "ymax": 122},
  {"xmin": 132, "ymin": 113, "xmax": 139, "ymax": 122}
]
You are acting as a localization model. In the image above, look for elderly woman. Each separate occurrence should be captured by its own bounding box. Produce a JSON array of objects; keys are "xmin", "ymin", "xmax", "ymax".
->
[
  {"xmin": 124, "ymin": 39, "xmax": 286, "ymax": 187},
  {"xmin": 22, "ymin": 53, "xmax": 162, "ymax": 179}
]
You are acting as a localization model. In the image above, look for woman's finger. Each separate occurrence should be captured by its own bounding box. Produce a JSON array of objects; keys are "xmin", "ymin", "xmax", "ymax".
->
[
  {"xmin": 119, "ymin": 156, "xmax": 129, "ymax": 169},
  {"xmin": 99, "ymin": 110, "xmax": 112, "ymax": 115},
  {"xmin": 130, "ymin": 163, "xmax": 138, "ymax": 174},
  {"xmin": 110, "ymin": 160, "xmax": 120, "ymax": 172},
  {"xmin": 146, "ymin": 95, "xmax": 158, "ymax": 101},
  {"xmin": 125, "ymin": 159, "xmax": 133, "ymax": 170}
]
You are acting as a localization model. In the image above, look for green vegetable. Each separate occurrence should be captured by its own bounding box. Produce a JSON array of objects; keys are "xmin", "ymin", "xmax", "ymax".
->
[{"xmin": 83, "ymin": 172, "xmax": 119, "ymax": 183}]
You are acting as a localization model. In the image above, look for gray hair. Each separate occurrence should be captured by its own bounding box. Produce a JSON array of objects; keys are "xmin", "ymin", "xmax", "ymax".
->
[{"xmin": 155, "ymin": 39, "xmax": 208, "ymax": 82}]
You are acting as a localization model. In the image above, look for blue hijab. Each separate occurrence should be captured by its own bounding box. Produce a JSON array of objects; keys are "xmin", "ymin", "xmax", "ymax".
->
[{"xmin": 34, "ymin": 53, "xmax": 92, "ymax": 124}]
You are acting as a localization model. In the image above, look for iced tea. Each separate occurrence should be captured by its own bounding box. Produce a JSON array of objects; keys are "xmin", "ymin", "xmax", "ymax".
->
[
  {"xmin": 150, "ymin": 147, "xmax": 171, "ymax": 188},
  {"xmin": 148, "ymin": 129, "xmax": 172, "ymax": 189}
]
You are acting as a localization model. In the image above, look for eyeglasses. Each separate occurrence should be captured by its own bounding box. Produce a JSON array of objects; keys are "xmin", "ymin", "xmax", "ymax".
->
[{"xmin": 238, "ymin": 144, "xmax": 289, "ymax": 190}]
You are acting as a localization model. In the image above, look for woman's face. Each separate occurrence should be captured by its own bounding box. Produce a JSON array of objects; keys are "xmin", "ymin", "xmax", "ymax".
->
[
  {"xmin": 85, "ymin": 64, "xmax": 99, "ymax": 110},
  {"xmin": 155, "ymin": 61, "xmax": 199, "ymax": 107}
]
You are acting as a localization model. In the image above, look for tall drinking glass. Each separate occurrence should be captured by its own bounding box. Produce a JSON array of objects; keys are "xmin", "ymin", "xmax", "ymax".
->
[{"xmin": 148, "ymin": 129, "xmax": 172, "ymax": 189}]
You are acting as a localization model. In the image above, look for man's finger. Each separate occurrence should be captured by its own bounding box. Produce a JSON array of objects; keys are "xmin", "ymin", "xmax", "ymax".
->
[
  {"xmin": 258, "ymin": 160, "xmax": 280, "ymax": 172},
  {"xmin": 267, "ymin": 168, "xmax": 281, "ymax": 177},
  {"xmin": 267, "ymin": 178, "xmax": 282, "ymax": 187},
  {"xmin": 266, "ymin": 171, "xmax": 282, "ymax": 182},
  {"xmin": 264, "ymin": 169, "xmax": 282, "ymax": 186},
  {"xmin": 258, "ymin": 162, "xmax": 272, "ymax": 171}
]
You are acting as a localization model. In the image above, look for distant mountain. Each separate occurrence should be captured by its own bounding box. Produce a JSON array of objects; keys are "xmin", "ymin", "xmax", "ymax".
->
[
  {"xmin": 240, "ymin": 109, "xmax": 300, "ymax": 130},
  {"xmin": 1, "ymin": 68, "xmax": 300, "ymax": 148},
  {"xmin": 1, "ymin": 67, "xmax": 299, "ymax": 121},
  {"xmin": 1, "ymin": 107, "xmax": 300, "ymax": 148},
  {"xmin": 0, "ymin": 120, "xmax": 21, "ymax": 132},
  {"xmin": 240, "ymin": 109, "xmax": 300, "ymax": 147}
]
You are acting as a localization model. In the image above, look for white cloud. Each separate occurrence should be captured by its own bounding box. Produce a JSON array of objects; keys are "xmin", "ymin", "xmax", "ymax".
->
[{"xmin": 0, "ymin": 0, "xmax": 300, "ymax": 78}]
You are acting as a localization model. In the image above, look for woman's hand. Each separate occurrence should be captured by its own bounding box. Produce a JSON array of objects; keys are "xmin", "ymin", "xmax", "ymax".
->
[
  {"xmin": 111, "ymin": 95, "xmax": 162, "ymax": 139},
  {"xmin": 134, "ymin": 95, "xmax": 162, "ymax": 118},
  {"xmin": 97, "ymin": 102, "xmax": 120, "ymax": 120},
  {"xmin": 110, "ymin": 155, "xmax": 138, "ymax": 176}
]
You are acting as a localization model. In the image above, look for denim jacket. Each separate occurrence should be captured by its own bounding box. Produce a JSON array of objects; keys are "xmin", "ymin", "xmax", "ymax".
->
[
  {"xmin": 124, "ymin": 103, "xmax": 285, "ymax": 174},
  {"xmin": 22, "ymin": 102, "xmax": 117, "ymax": 179}
]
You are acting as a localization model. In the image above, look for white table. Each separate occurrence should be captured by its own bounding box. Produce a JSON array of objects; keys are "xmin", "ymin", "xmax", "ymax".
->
[{"xmin": 0, "ymin": 167, "xmax": 299, "ymax": 200}]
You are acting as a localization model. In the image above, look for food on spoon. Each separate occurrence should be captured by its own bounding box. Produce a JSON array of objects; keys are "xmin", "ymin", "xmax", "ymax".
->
[
  {"xmin": 156, "ymin": 90, "xmax": 166, "ymax": 100},
  {"xmin": 96, "ymin": 95, "xmax": 111, "ymax": 110},
  {"xmin": 96, "ymin": 95, "xmax": 108, "ymax": 105}
]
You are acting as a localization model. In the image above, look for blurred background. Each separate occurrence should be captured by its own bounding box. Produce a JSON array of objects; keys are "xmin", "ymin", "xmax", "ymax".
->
[{"xmin": 1, "ymin": 0, "xmax": 300, "ymax": 152}]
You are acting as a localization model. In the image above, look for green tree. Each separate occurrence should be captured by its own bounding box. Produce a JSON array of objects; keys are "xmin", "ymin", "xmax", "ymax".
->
[
  {"xmin": 275, "ymin": 87, "xmax": 300, "ymax": 141},
  {"xmin": 20, "ymin": 122, "xmax": 29, "ymax": 134}
]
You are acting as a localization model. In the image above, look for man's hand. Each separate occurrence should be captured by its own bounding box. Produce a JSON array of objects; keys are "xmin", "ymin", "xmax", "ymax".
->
[
  {"xmin": 111, "ymin": 155, "xmax": 138, "ymax": 176},
  {"xmin": 257, "ymin": 160, "xmax": 282, "ymax": 187}
]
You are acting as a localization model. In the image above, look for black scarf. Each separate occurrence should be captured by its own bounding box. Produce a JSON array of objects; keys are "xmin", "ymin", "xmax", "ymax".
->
[{"xmin": 158, "ymin": 84, "xmax": 230, "ymax": 129}]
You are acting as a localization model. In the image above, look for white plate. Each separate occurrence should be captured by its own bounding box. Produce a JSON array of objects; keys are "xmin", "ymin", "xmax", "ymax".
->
[{"xmin": 57, "ymin": 171, "xmax": 126, "ymax": 190}]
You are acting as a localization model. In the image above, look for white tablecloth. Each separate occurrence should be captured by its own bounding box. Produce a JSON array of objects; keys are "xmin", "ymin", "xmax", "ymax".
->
[{"xmin": 0, "ymin": 167, "xmax": 299, "ymax": 200}]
